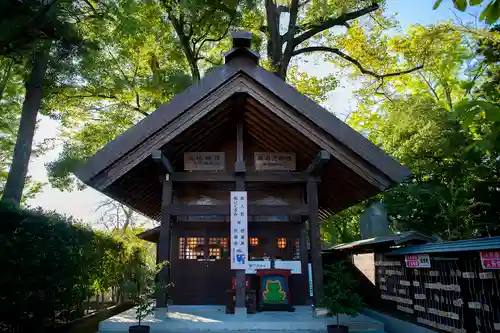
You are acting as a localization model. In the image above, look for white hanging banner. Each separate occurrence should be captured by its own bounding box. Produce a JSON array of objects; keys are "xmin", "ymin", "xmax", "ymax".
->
[{"xmin": 230, "ymin": 191, "xmax": 248, "ymax": 269}]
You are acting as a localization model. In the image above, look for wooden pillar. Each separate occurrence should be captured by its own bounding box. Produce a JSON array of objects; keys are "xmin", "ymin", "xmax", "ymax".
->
[
  {"xmin": 234, "ymin": 119, "xmax": 246, "ymax": 312},
  {"xmin": 307, "ymin": 177, "xmax": 324, "ymax": 306},
  {"xmin": 299, "ymin": 219, "xmax": 310, "ymax": 302},
  {"xmin": 156, "ymin": 176, "xmax": 172, "ymax": 308}
]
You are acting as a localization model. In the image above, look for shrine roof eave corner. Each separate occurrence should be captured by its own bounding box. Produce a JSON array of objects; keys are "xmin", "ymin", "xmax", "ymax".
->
[
  {"xmin": 137, "ymin": 226, "xmax": 159, "ymax": 243},
  {"xmin": 73, "ymin": 49, "xmax": 410, "ymax": 192}
]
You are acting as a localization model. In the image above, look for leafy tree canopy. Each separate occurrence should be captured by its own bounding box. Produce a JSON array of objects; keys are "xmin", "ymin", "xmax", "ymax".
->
[{"xmin": 348, "ymin": 23, "xmax": 500, "ymax": 240}]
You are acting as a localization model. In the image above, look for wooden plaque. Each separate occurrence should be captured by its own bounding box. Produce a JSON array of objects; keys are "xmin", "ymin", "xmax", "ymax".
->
[
  {"xmin": 184, "ymin": 152, "xmax": 225, "ymax": 171},
  {"xmin": 254, "ymin": 152, "xmax": 296, "ymax": 171}
]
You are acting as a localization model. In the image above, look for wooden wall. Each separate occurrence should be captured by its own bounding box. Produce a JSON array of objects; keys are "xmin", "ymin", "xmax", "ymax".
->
[
  {"xmin": 373, "ymin": 252, "xmax": 500, "ymax": 333},
  {"xmin": 174, "ymin": 139, "xmax": 304, "ymax": 207}
]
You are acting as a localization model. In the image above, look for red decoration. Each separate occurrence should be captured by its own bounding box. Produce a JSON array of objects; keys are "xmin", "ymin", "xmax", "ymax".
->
[{"xmin": 480, "ymin": 251, "xmax": 500, "ymax": 269}]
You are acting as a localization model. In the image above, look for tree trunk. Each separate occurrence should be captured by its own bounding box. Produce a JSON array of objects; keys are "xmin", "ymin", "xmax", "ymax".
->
[
  {"xmin": 265, "ymin": 0, "xmax": 283, "ymax": 76},
  {"xmin": 2, "ymin": 45, "xmax": 49, "ymax": 206},
  {"xmin": 166, "ymin": 12, "xmax": 201, "ymax": 82}
]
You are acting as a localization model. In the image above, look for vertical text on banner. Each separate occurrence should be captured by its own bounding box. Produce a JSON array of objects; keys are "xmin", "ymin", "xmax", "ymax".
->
[{"xmin": 230, "ymin": 191, "xmax": 248, "ymax": 269}]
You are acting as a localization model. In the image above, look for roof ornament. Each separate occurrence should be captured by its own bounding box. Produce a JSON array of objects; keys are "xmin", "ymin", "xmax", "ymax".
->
[{"xmin": 224, "ymin": 30, "xmax": 260, "ymax": 64}]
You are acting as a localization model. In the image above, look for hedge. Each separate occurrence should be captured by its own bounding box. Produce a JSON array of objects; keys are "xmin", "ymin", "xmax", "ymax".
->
[{"xmin": 0, "ymin": 202, "xmax": 150, "ymax": 333}]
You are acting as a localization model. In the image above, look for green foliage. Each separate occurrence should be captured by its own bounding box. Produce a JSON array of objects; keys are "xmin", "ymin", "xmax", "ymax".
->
[
  {"xmin": 321, "ymin": 205, "xmax": 362, "ymax": 246},
  {"xmin": 322, "ymin": 261, "xmax": 364, "ymax": 325},
  {"xmin": 433, "ymin": 0, "xmax": 500, "ymax": 24},
  {"xmin": 121, "ymin": 260, "xmax": 171, "ymax": 325},
  {"xmin": 0, "ymin": 0, "xmax": 98, "ymax": 205},
  {"xmin": 41, "ymin": 0, "xmax": 407, "ymax": 191},
  {"xmin": 42, "ymin": 0, "xmax": 195, "ymax": 190},
  {"xmin": 0, "ymin": 201, "xmax": 151, "ymax": 332},
  {"xmin": 0, "ymin": 58, "xmax": 45, "ymax": 201},
  {"xmin": 349, "ymin": 23, "xmax": 500, "ymax": 240}
]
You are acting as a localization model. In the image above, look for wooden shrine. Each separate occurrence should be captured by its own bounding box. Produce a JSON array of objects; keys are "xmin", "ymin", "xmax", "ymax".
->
[{"xmin": 73, "ymin": 31, "xmax": 410, "ymax": 313}]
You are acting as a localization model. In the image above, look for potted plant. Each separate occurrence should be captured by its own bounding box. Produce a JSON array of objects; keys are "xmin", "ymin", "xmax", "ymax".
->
[
  {"xmin": 321, "ymin": 260, "xmax": 364, "ymax": 333},
  {"xmin": 123, "ymin": 260, "xmax": 172, "ymax": 333},
  {"xmin": 129, "ymin": 296, "xmax": 155, "ymax": 333}
]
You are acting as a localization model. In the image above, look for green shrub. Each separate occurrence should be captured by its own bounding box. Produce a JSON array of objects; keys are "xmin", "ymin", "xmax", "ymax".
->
[
  {"xmin": 321, "ymin": 260, "xmax": 365, "ymax": 326},
  {"xmin": 0, "ymin": 202, "xmax": 150, "ymax": 332}
]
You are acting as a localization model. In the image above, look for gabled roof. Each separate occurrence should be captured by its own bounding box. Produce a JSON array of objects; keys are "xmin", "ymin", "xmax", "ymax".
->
[{"xmin": 74, "ymin": 55, "xmax": 409, "ymax": 188}]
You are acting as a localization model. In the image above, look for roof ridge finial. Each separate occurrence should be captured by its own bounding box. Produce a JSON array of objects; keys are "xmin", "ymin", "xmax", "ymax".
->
[{"xmin": 224, "ymin": 30, "xmax": 259, "ymax": 64}]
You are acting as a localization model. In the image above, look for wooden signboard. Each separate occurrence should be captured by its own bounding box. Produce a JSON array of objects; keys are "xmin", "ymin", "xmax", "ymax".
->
[
  {"xmin": 184, "ymin": 152, "xmax": 225, "ymax": 171},
  {"xmin": 254, "ymin": 152, "xmax": 296, "ymax": 171}
]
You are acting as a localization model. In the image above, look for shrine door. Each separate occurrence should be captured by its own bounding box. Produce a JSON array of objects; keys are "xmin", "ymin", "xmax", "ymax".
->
[{"xmin": 171, "ymin": 223, "xmax": 232, "ymax": 304}]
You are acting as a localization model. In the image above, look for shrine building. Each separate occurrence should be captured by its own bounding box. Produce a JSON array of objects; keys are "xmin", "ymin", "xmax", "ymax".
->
[{"xmin": 74, "ymin": 31, "xmax": 410, "ymax": 312}]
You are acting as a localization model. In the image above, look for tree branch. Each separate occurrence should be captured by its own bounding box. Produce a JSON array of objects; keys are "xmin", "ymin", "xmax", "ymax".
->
[
  {"xmin": 197, "ymin": 56, "xmax": 223, "ymax": 67},
  {"xmin": 418, "ymin": 71, "xmax": 440, "ymax": 102},
  {"xmin": 293, "ymin": 3, "xmax": 379, "ymax": 47},
  {"xmin": 194, "ymin": 16, "xmax": 233, "ymax": 60},
  {"xmin": 292, "ymin": 46, "xmax": 424, "ymax": 79},
  {"xmin": 135, "ymin": 92, "xmax": 141, "ymax": 110},
  {"xmin": 280, "ymin": 0, "xmax": 300, "ymax": 78}
]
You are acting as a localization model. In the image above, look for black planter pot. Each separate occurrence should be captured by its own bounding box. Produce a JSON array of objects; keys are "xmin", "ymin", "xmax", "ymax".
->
[
  {"xmin": 129, "ymin": 325, "xmax": 151, "ymax": 333},
  {"xmin": 326, "ymin": 324, "xmax": 349, "ymax": 333}
]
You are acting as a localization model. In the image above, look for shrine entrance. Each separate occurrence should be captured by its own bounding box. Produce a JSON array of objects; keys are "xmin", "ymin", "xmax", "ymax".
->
[
  {"xmin": 171, "ymin": 223, "xmax": 231, "ymax": 305},
  {"xmin": 74, "ymin": 31, "xmax": 410, "ymax": 312},
  {"xmin": 170, "ymin": 222, "xmax": 305, "ymax": 305}
]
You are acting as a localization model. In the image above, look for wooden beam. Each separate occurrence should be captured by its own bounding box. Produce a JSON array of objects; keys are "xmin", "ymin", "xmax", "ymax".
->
[
  {"xmin": 166, "ymin": 204, "xmax": 308, "ymax": 216},
  {"xmin": 235, "ymin": 119, "xmax": 246, "ymax": 173},
  {"xmin": 307, "ymin": 177, "xmax": 324, "ymax": 306},
  {"xmin": 170, "ymin": 171, "xmax": 313, "ymax": 183},
  {"xmin": 152, "ymin": 150, "xmax": 175, "ymax": 174},
  {"xmin": 156, "ymin": 177, "xmax": 172, "ymax": 308},
  {"xmin": 306, "ymin": 150, "xmax": 331, "ymax": 175}
]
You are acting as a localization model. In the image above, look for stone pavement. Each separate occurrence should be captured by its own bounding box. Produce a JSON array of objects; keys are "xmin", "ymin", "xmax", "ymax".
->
[{"xmin": 98, "ymin": 305, "xmax": 385, "ymax": 333}]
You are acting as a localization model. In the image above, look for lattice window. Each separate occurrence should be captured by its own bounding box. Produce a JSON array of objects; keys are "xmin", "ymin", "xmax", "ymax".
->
[
  {"xmin": 249, "ymin": 237, "xmax": 259, "ymax": 246},
  {"xmin": 293, "ymin": 238, "xmax": 300, "ymax": 259},
  {"xmin": 208, "ymin": 247, "xmax": 221, "ymax": 259},
  {"xmin": 209, "ymin": 237, "xmax": 228, "ymax": 247},
  {"xmin": 179, "ymin": 237, "xmax": 205, "ymax": 260},
  {"xmin": 208, "ymin": 237, "xmax": 227, "ymax": 260},
  {"xmin": 277, "ymin": 237, "xmax": 287, "ymax": 249}
]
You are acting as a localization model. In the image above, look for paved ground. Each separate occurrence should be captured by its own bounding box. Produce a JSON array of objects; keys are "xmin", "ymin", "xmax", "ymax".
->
[{"xmin": 98, "ymin": 305, "xmax": 385, "ymax": 333}]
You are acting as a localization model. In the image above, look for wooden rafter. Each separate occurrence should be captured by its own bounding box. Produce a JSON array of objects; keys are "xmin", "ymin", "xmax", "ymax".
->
[
  {"xmin": 306, "ymin": 150, "xmax": 331, "ymax": 175},
  {"xmin": 151, "ymin": 150, "xmax": 175, "ymax": 174}
]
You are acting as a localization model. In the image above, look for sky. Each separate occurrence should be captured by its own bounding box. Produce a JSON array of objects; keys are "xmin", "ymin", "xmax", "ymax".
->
[{"xmin": 26, "ymin": 0, "xmax": 485, "ymax": 224}]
